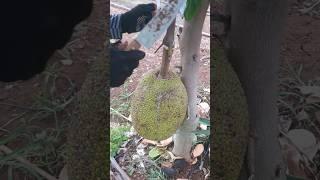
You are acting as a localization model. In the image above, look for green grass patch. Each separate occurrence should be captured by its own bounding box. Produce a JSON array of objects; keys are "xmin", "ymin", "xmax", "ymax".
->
[{"xmin": 110, "ymin": 125, "xmax": 130, "ymax": 157}]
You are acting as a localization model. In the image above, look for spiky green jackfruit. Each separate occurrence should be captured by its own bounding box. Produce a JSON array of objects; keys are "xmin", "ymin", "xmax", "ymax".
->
[{"xmin": 131, "ymin": 69, "xmax": 188, "ymax": 141}]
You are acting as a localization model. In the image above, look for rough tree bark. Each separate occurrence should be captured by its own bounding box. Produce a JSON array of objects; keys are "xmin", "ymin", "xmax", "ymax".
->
[
  {"xmin": 172, "ymin": 0, "xmax": 210, "ymax": 162},
  {"xmin": 224, "ymin": 0, "xmax": 288, "ymax": 179}
]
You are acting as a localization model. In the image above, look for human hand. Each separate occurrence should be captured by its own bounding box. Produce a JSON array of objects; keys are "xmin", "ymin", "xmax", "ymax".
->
[
  {"xmin": 110, "ymin": 45, "xmax": 145, "ymax": 87},
  {"xmin": 121, "ymin": 3, "xmax": 156, "ymax": 34}
]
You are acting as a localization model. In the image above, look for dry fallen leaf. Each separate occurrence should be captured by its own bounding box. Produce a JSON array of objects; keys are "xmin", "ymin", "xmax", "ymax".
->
[
  {"xmin": 142, "ymin": 137, "xmax": 173, "ymax": 147},
  {"xmin": 287, "ymin": 129, "xmax": 319, "ymax": 160},
  {"xmin": 296, "ymin": 110, "xmax": 309, "ymax": 121},
  {"xmin": 60, "ymin": 59, "xmax": 73, "ymax": 66},
  {"xmin": 280, "ymin": 141, "xmax": 308, "ymax": 178},
  {"xmin": 158, "ymin": 136, "xmax": 173, "ymax": 147},
  {"xmin": 192, "ymin": 144, "xmax": 204, "ymax": 158},
  {"xmin": 58, "ymin": 165, "xmax": 68, "ymax": 180},
  {"xmin": 167, "ymin": 151, "xmax": 183, "ymax": 162},
  {"xmin": 191, "ymin": 158, "xmax": 198, "ymax": 165},
  {"xmin": 199, "ymin": 102, "xmax": 210, "ymax": 113},
  {"xmin": 298, "ymin": 86, "xmax": 320, "ymax": 104},
  {"xmin": 299, "ymin": 86, "xmax": 320, "ymax": 97},
  {"xmin": 141, "ymin": 139, "xmax": 158, "ymax": 145},
  {"xmin": 279, "ymin": 129, "xmax": 320, "ymax": 178}
]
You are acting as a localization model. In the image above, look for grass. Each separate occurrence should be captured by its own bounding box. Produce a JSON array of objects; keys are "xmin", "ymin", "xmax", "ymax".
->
[
  {"xmin": 147, "ymin": 166, "xmax": 166, "ymax": 180},
  {"xmin": 278, "ymin": 62, "xmax": 320, "ymax": 177},
  {"xmin": 0, "ymin": 62, "xmax": 75, "ymax": 179},
  {"xmin": 110, "ymin": 82, "xmax": 133, "ymax": 118},
  {"xmin": 110, "ymin": 125, "xmax": 130, "ymax": 157}
]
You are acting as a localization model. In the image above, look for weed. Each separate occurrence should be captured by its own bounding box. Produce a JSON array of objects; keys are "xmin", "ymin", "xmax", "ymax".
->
[{"xmin": 110, "ymin": 125, "xmax": 131, "ymax": 157}]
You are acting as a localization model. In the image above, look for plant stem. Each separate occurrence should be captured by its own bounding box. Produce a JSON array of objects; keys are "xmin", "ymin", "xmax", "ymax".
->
[
  {"xmin": 159, "ymin": 19, "xmax": 176, "ymax": 79},
  {"xmin": 0, "ymin": 145, "xmax": 58, "ymax": 180}
]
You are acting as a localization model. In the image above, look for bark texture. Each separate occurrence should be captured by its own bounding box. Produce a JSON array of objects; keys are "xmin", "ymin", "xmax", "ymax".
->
[
  {"xmin": 225, "ymin": 0, "xmax": 288, "ymax": 179},
  {"xmin": 172, "ymin": 0, "xmax": 210, "ymax": 162}
]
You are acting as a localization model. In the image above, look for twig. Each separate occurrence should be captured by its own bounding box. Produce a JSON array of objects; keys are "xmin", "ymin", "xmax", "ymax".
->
[
  {"xmin": 154, "ymin": 42, "xmax": 164, "ymax": 53},
  {"xmin": 159, "ymin": 19, "xmax": 176, "ymax": 79},
  {"xmin": 110, "ymin": 170, "xmax": 123, "ymax": 180},
  {"xmin": 200, "ymin": 56, "xmax": 210, "ymax": 62},
  {"xmin": 110, "ymin": 157, "xmax": 131, "ymax": 180},
  {"xmin": 279, "ymin": 130, "xmax": 318, "ymax": 178},
  {"xmin": 110, "ymin": 108, "xmax": 132, "ymax": 122},
  {"xmin": 0, "ymin": 145, "xmax": 58, "ymax": 180},
  {"xmin": 0, "ymin": 112, "xmax": 28, "ymax": 129},
  {"xmin": 0, "ymin": 128, "xmax": 10, "ymax": 133},
  {"xmin": 299, "ymin": 0, "xmax": 320, "ymax": 14},
  {"xmin": 0, "ymin": 102, "xmax": 40, "ymax": 111}
]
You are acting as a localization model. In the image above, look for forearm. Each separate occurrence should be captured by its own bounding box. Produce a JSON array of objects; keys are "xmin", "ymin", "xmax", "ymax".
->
[{"xmin": 110, "ymin": 14, "xmax": 122, "ymax": 39}]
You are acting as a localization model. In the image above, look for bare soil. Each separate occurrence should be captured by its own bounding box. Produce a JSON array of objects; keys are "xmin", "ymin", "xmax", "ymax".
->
[{"xmin": 0, "ymin": 0, "xmax": 106, "ymax": 178}]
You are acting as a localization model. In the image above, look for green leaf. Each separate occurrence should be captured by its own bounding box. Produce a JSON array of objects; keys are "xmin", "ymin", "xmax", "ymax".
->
[
  {"xmin": 184, "ymin": 0, "xmax": 203, "ymax": 21},
  {"xmin": 193, "ymin": 130, "xmax": 210, "ymax": 136},
  {"xmin": 286, "ymin": 175, "xmax": 305, "ymax": 180},
  {"xmin": 110, "ymin": 125, "xmax": 130, "ymax": 157},
  {"xmin": 199, "ymin": 118, "xmax": 210, "ymax": 126},
  {"xmin": 148, "ymin": 147, "xmax": 165, "ymax": 159}
]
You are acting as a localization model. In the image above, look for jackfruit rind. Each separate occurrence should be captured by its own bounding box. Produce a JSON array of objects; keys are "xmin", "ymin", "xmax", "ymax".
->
[
  {"xmin": 212, "ymin": 48, "xmax": 249, "ymax": 180},
  {"xmin": 131, "ymin": 69, "xmax": 188, "ymax": 141}
]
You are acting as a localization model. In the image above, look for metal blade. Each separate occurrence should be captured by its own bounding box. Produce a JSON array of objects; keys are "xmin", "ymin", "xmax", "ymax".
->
[{"xmin": 135, "ymin": 0, "xmax": 185, "ymax": 49}]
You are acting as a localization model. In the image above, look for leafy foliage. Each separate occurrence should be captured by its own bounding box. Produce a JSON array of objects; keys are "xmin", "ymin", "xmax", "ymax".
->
[
  {"xmin": 184, "ymin": 0, "xmax": 203, "ymax": 21},
  {"xmin": 110, "ymin": 126, "xmax": 130, "ymax": 157}
]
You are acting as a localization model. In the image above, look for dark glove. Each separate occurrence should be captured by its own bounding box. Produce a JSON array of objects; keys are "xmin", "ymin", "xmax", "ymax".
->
[
  {"xmin": 1, "ymin": 0, "xmax": 92, "ymax": 82},
  {"xmin": 110, "ymin": 47, "xmax": 145, "ymax": 87},
  {"xmin": 121, "ymin": 3, "xmax": 156, "ymax": 34}
]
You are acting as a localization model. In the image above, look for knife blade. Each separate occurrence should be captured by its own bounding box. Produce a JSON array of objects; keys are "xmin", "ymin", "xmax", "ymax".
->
[{"xmin": 126, "ymin": 0, "xmax": 185, "ymax": 50}]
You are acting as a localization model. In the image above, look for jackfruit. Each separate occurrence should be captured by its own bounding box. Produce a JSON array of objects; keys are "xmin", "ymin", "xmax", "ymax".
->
[{"xmin": 131, "ymin": 69, "xmax": 188, "ymax": 141}]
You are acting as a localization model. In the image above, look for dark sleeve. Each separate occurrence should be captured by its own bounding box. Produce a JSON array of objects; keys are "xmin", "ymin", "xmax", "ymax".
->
[
  {"xmin": 110, "ymin": 14, "xmax": 123, "ymax": 39},
  {"xmin": 0, "ymin": 0, "xmax": 93, "ymax": 82}
]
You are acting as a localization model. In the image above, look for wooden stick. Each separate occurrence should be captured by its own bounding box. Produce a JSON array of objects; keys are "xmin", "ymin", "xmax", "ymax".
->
[
  {"xmin": 110, "ymin": 107, "xmax": 132, "ymax": 122},
  {"xmin": 0, "ymin": 145, "xmax": 58, "ymax": 180},
  {"xmin": 110, "ymin": 157, "xmax": 131, "ymax": 180},
  {"xmin": 159, "ymin": 19, "xmax": 176, "ymax": 79},
  {"xmin": 110, "ymin": 170, "xmax": 123, "ymax": 180}
]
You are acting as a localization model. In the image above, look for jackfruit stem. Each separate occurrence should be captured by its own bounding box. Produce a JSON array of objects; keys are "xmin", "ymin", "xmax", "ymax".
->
[{"xmin": 159, "ymin": 19, "xmax": 176, "ymax": 79}]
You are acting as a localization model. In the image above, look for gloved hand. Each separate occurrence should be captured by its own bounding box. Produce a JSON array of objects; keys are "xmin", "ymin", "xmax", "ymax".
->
[
  {"xmin": 121, "ymin": 3, "xmax": 156, "ymax": 34},
  {"xmin": 110, "ymin": 47, "xmax": 145, "ymax": 87}
]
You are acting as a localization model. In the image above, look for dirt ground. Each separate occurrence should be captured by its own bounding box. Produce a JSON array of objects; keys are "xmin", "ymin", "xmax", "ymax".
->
[
  {"xmin": 0, "ymin": 0, "xmax": 106, "ymax": 178},
  {"xmin": 1, "ymin": 0, "xmax": 319, "ymax": 179}
]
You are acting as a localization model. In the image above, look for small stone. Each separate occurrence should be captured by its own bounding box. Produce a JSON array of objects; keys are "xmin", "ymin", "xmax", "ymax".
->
[
  {"xmin": 4, "ymin": 84, "xmax": 14, "ymax": 90},
  {"xmin": 60, "ymin": 59, "xmax": 73, "ymax": 66}
]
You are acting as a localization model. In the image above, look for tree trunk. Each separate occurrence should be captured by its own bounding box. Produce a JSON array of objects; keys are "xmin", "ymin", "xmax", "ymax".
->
[
  {"xmin": 66, "ymin": 0, "xmax": 108, "ymax": 179},
  {"xmin": 172, "ymin": 0, "xmax": 209, "ymax": 162},
  {"xmin": 225, "ymin": 0, "xmax": 288, "ymax": 179}
]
